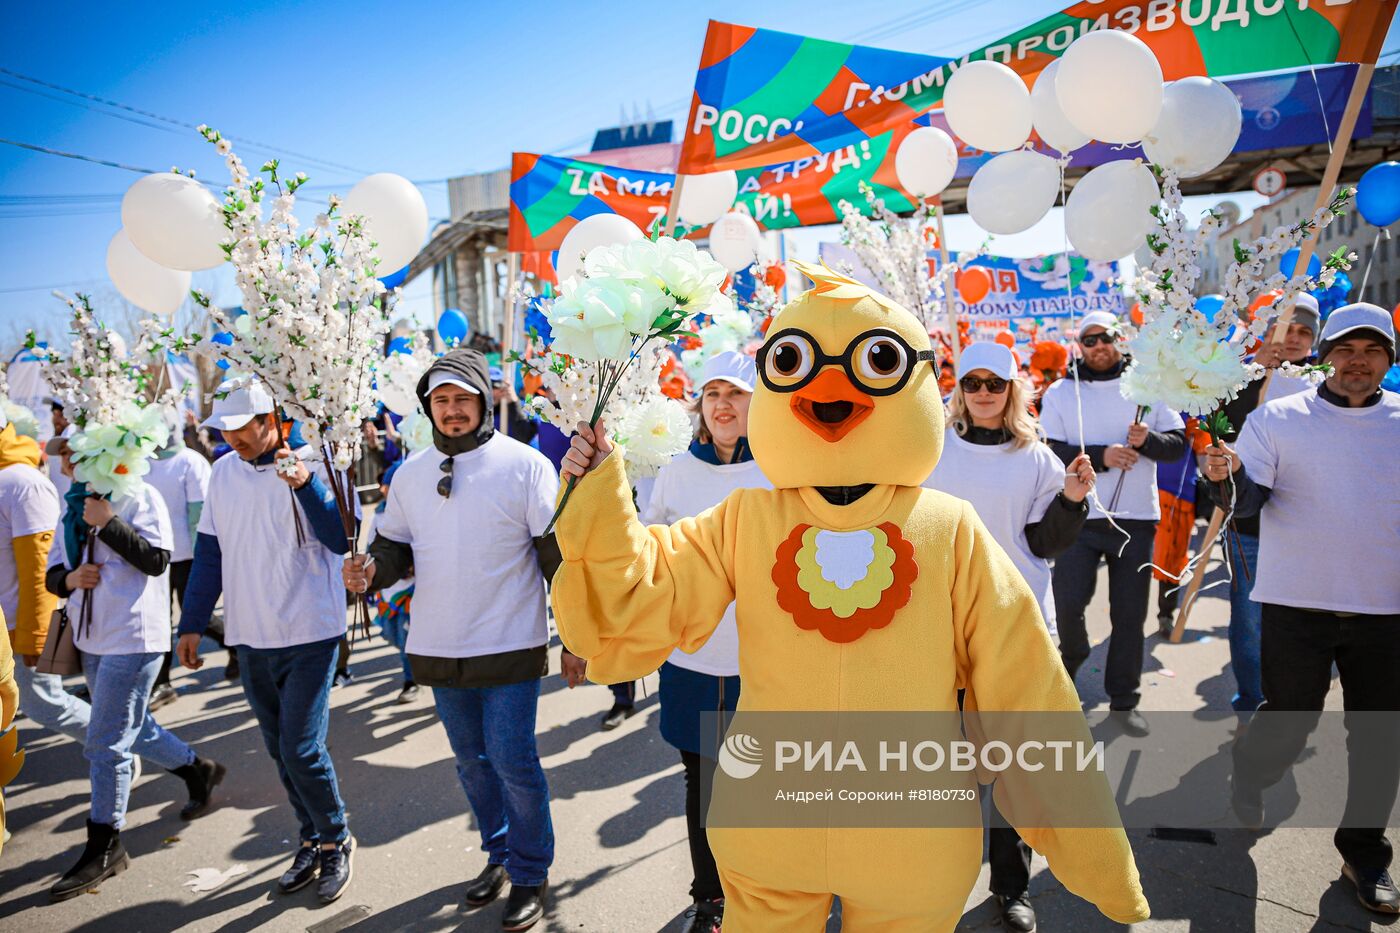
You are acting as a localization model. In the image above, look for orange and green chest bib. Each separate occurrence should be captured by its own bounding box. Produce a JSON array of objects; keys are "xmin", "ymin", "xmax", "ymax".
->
[{"xmin": 772, "ymin": 522, "xmax": 918, "ymax": 644}]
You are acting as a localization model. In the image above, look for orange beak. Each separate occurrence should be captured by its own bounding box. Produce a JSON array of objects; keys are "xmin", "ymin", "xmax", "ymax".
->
[{"xmin": 790, "ymin": 368, "xmax": 875, "ymax": 443}]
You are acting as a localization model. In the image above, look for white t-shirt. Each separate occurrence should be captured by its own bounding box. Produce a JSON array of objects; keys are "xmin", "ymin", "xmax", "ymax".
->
[
  {"xmin": 924, "ymin": 430, "xmax": 1063, "ymax": 635},
  {"xmin": 642, "ymin": 451, "xmax": 772, "ymax": 676},
  {"xmin": 50, "ymin": 484, "xmax": 173, "ymax": 656},
  {"xmin": 146, "ymin": 447, "xmax": 211, "ymax": 563},
  {"xmin": 375, "ymin": 435, "xmax": 559, "ymax": 659},
  {"xmin": 1234, "ymin": 388, "xmax": 1400, "ymax": 615},
  {"xmin": 1262, "ymin": 371, "xmax": 1311, "ymax": 405},
  {"xmin": 198, "ymin": 447, "xmax": 350, "ymax": 649},
  {"xmin": 1039, "ymin": 375, "xmax": 1185, "ymax": 521},
  {"xmin": 0, "ymin": 463, "xmax": 60, "ymax": 632}
]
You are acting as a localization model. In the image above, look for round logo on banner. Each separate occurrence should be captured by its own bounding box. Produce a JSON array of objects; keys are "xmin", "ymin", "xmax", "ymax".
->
[{"xmin": 1253, "ymin": 166, "xmax": 1287, "ymax": 198}]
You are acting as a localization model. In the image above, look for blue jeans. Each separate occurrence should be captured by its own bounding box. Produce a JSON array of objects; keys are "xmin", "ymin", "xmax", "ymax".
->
[
  {"xmin": 433, "ymin": 677, "xmax": 553, "ymax": 885},
  {"xmin": 13, "ymin": 658, "xmax": 90, "ymax": 741},
  {"xmin": 378, "ymin": 612, "xmax": 413, "ymax": 683},
  {"xmin": 238, "ymin": 636, "xmax": 348, "ymax": 844},
  {"xmin": 80, "ymin": 651, "xmax": 195, "ymax": 829},
  {"xmin": 1227, "ymin": 532, "xmax": 1264, "ymax": 714}
]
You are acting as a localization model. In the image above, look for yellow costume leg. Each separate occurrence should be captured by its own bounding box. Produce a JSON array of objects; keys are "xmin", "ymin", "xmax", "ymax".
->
[
  {"xmin": 718, "ymin": 864, "xmax": 834, "ymax": 932},
  {"xmin": 837, "ymin": 895, "xmax": 961, "ymax": 933}
]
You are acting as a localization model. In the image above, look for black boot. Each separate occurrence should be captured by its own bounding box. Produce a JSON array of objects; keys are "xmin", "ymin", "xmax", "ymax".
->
[
  {"xmin": 51, "ymin": 820, "xmax": 128, "ymax": 901},
  {"xmin": 171, "ymin": 756, "xmax": 226, "ymax": 820},
  {"xmin": 997, "ymin": 893, "xmax": 1037, "ymax": 932},
  {"xmin": 501, "ymin": 879, "xmax": 547, "ymax": 931},
  {"xmin": 464, "ymin": 863, "xmax": 508, "ymax": 907}
]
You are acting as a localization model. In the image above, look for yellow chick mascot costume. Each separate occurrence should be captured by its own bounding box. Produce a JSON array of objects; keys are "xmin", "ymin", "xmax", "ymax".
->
[{"xmin": 552, "ymin": 263, "xmax": 1150, "ymax": 931}]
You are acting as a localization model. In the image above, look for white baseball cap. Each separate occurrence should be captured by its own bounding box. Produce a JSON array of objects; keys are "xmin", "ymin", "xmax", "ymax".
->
[
  {"xmin": 1320, "ymin": 302, "xmax": 1396, "ymax": 349},
  {"xmin": 957, "ymin": 342, "xmax": 1017, "ymax": 380},
  {"xmin": 201, "ymin": 376, "xmax": 276, "ymax": 432},
  {"xmin": 425, "ymin": 370, "xmax": 481, "ymax": 395},
  {"xmin": 1076, "ymin": 311, "xmax": 1122, "ymax": 336},
  {"xmin": 698, "ymin": 350, "xmax": 756, "ymax": 393}
]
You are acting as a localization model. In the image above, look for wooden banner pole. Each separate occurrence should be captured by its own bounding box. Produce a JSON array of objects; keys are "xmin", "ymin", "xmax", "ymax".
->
[
  {"xmin": 663, "ymin": 174, "xmax": 688, "ymax": 238},
  {"xmin": 1169, "ymin": 508, "xmax": 1225, "ymax": 643},
  {"xmin": 933, "ymin": 198, "xmax": 959, "ymax": 366},
  {"xmin": 1258, "ymin": 60, "xmax": 1375, "ymax": 399}
]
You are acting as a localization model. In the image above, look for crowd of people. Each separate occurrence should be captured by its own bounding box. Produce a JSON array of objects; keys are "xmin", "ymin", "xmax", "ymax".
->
[{"xmin": 0, "ymin": 291, "xmax": 1396, "ymax": 931}]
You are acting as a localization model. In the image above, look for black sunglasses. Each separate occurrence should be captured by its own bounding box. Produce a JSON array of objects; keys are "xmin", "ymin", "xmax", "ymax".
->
[
  {"xmin": 756, "ymin": 327, "xmax": 936, "ymax": 397},
  {"xmin": 959, "ymin": 375, "xmax": 1009, "ymax": 395},
  {"xmin": 437, "ymin": 456, "xmax": 454, "ymax": 499},
  {"xmin": 1079, "ymin": 332, "xmax": 1117, "ymax": 348}
]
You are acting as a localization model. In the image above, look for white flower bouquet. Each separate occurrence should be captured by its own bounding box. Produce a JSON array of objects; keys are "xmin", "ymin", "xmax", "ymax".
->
[
  {"xmin": 533, "ymin": 235, "xmax": 726, "ymax": 527},
  {"xmin": 189, "ymin": 126, "xmax": 391, "ymax": 477},
  {"xmin": 28, "ymin": 294, "xmax": 177, "ymax": 499},
  {"xmin": 1124, "ymin": 168, "xmax": 1347, "ymax": 422}
]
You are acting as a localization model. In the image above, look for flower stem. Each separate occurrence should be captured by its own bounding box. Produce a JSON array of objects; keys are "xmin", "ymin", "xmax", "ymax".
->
[{"xmin": 541, "ymin": 340, "xmax": 654, "ymax": 536}]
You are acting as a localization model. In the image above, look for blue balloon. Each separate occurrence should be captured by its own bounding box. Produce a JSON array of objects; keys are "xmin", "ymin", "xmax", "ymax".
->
[
  {"xmin": 1383, "ymin": 363, "xmax": 1400, "ymax": 394},
  {"xmin": 386, "ymin": 336, "xmax": 413, "ymax": 356},
  {"xmin": 1356, "ymin": 161, "xmax": 1400, "ymax": 228},
  {"xmin": 212, "ymin": 330, "xmax": 234, "ymax": 369},
  {"xmin": 1280, "ymin": 247, "xmax": 1322, "ymax": 279},
  {"xmin": 1196, "ymin": 293, "xmax": 1226, "ymax": 317},
  {"xmin": 379, "ymin": 265, "xmax": 410, "ymax": 290},
  {"xmin": 437, "ymin": 308, "xmax": 469, "ymax": 346}
]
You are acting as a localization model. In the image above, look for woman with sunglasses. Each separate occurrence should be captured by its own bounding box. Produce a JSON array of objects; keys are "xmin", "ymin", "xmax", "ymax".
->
[
  {"xmin": 923, "ymin": 342, "xmax": 1095, "ymax": 933},
  {"xmin": 45, "ymin": 436, "xmax": 224, "ymax": 901}
]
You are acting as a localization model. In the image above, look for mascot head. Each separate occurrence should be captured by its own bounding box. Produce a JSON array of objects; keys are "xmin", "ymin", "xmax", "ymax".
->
[{"xmin": 749, "ymin": 261, "xmax": 945, "ymax": 489}]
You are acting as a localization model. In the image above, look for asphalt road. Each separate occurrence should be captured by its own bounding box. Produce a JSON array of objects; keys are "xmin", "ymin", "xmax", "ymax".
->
[{"xmin": 0, "ymin": 553, "xmax": 1393, "ymax": 932}]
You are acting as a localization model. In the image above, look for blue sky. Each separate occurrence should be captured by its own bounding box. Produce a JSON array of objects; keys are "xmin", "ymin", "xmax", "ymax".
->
[{"xmin": 3, "ymin": 1, "xmax": 1396, "ymax": 346}]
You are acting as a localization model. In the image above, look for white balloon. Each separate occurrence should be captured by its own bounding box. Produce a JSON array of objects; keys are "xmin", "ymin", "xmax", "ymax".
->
[
  {"xmin": 555, "ymin": 213, "xmax": 645, "ymax": 281},
  {"xmin": 968, "ymin": 150, "xmax": 1061, "ymax": 235},
  {"xmin": 341, "ymin": 173, "xmax": 429, "ymax": 273},
  {"xmin": 894, "ymin": 126, "xmax": 960, "ymax": 198},
  {"xmin": 943, "ymin": 60, "xmax": 1032, "ymax": 153},
  {"xmin": 1065, "ymin": 161, "xmax": 1160, "ymax": 261},
  {"xmin": 676, "ymin": 172, "xmax": 738, "ymax": 227},
  {"xmin": 707, "ymin": 211, "xmax": 763, "ymax": 273},
  {"xmin": 1142, "ymin": 77, "xmax": 1242, "ymax": 178},
  {"xmin": 1031, "ymin": 60, "xmax": 1089, "ymax": 154},
  {"xmin": 1055, "ymin": 30, "xmax": 1164, "ymax": 145},
  {"xmin": 120, "ymin": 173, "xmax": 226, "ymax": 272},
  {"xmin": 105, "ymin": 230, "xmax": 190, "ymax": 316}
]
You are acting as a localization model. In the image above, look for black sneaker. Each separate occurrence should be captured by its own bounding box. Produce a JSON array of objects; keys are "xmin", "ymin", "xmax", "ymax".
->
[
  {"xmin": 1342, "ymin": 863, "xmax": 1399, "ymax": 914},
  {"xmin": 996, "ymin": 893, "xmax": 1036, "ymax": 932},
  {"xmin": 464, "ymin": 863, "xmax": 508, "ymax": 907},
  {"xmin": 396, "ymin": 682, "xmax": 420, "ymax": 705},
  {"xmin": 501, "ymin": 879, "xmax": 547, "ymax": 931},
  {"xmin": 1230, "ymin": 774, "xmax": 1264, "ymax": 830},
  {"xmin": 51, "ymin": 820, "xmax": 128, "ymax": 901},
  {"xmin": 1110, "ymin": 708, "xmax": 1151, "ymax": 737},
  {"xmin": 316, "ymin": 836, "xmax": 354, "ymax": 903},
  {"xmin": 148, "ymin": 683, "xmax": 178, "ymax": 711},
  {"xmin": 681, "ymin": 897, "xmax": 724, "ymax": 932},
  {"xmin": 333, "ymin": 670, "xmax": 354, "ymax": 688},
  {"xmin": 600, "ymin": 703, "xmax": 635, "ymax": 731},
  {"xmin": 277, "ymin": 844, "xmax": 320, "ymax": 894}
]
